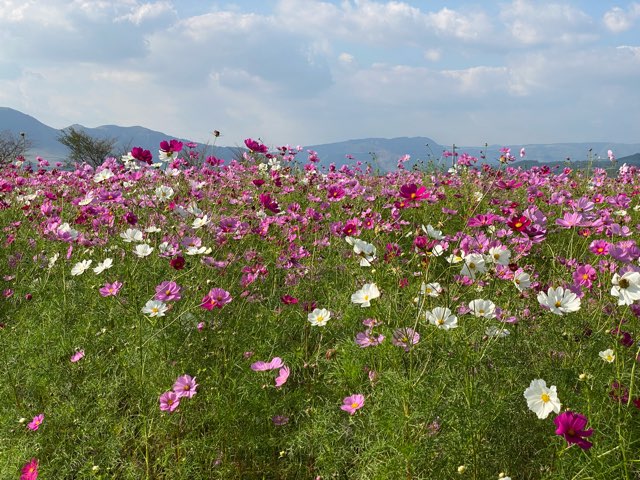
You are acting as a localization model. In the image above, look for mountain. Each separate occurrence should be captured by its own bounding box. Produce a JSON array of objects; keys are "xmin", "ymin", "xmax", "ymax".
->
[{"xmin": 1, "ymin": 107, "xmax": 639, "ymax": 170}]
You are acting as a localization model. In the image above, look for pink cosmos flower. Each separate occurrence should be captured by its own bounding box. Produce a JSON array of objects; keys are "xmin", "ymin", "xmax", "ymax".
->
[
  {"xmin": 554, "ymin": 411, "xmax": 593, "ymax": 450},
  {"xmin": 244, "ymin": 138, "xmax": 269, "ymax": 153},
  {"xmin": 573, "ymin": 264, "xmax": 596, "ymax": 288},
  {"xmin": 99, "ymin": 281, "xmax": 122, "ymax": 297},
  {"xmin": 20, "ymin": 458, "xmax": 38, "ymax": 480},
  {"xmin": 27, "ymin": 414, "xmax": 44, "ymax": 431},
  {"xmin": 274, "ymin": 366, "xmax": 290, "ymax": 388},
  {"xmin": 173, "ymin": 374, "xmax": 198, "ymax": 399},
  {"xmin": 589, "ymin": 239, "xmax": 610, "ymax": 256},
  {"xmin": 154, "ymin": 281, "xmax": 182, "ymax": 302},
  {"xmin": 200, "ymin": 288, "xmax": 232, "ymax": 310},
  {"xmin": 70, "ymin": 349, "xmax": 85, "ymax": 363},
  {"xmin": 251, "ymin": 357, "xmax": 284, "ymax": 371},
  {"xmin": 159, "ymin": 391, "xmax": 180, "ymax": 412},
  {"xmin": 340, "ymin": 394, "xmax": 365, "ymax": 415},
  {"xmin": 392, "ymin": 327, "xmax": 420, "ymax": 352}
]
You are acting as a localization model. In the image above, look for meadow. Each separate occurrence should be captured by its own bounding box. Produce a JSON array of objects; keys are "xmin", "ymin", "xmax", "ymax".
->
[{"xmin": 1, "ymin": 140, "xmax": 639, "ymax": 479}]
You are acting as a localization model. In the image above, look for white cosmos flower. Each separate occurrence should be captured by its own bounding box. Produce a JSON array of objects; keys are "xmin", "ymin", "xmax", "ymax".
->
[
  {"xmin": 426, "ymin": 307, "xmax": 458, "ymax": 330},
  {"xmin": 93, "ymin": 169, "xmax": 114, "ymax": 183},
  {"xmin": 513, "ymin": 271, "xmax": 531, "ymax": 291},
  {"xmin": 523, "ymin": 379, "xmax": 561, "ymax": 419},
  {"xmin": 537, "ymin": 286, "xmax": 581, "ymax": 315},
  {"xmin": 134, "ymin": 244, "xmax": 154, "ymax": 258},
  {"xmin": 78, "ymin": 192, "xmax": 95, "ymax": 206},
  {"xmin": 57, "ymin": 222, "xmax": 79, "ymax": 241},
  {"xmin": 422, "ymin": 224, "xmax": 444, "ymax": 240},
  {"xmin": 460, "ymin": 253, "xmax": 486, "ymax": 279},
  {"xmin": 145, "ymin": 226, "xmax": 161, "ymax": 233},
  {"xmin": 486, "ymin": 326, "xmax": 510, "ymax": 338},
  {"xmin": 155, "ymin": 185, "xmax": 174, "ymax": 201},
  {"xmin": 142, "ymin": 299, "xmax": 168, "ymax": 317},
  {"xmin": 599, "ymin": 348, "xmax": 615, "ymax": 363},
  {"xmin": 422, "ymin": 282, "xmax": 443, "ymax": 297},
  {"xmin": 48, "ymin": 253, "xmax": 59, "ymax": 269},
  {"xmin": 71, "ymin": 259, "xmax": 92, "ymax": 276},
  {"xmin": 185, "ymin": 246, "xmax": 212, "ymax": 256},
  {"xmin": 93, "ymin": 258, "xmax": 113, "ymax": 274},
  {"xmin": 486, "ymin": 246, "xmax": 511, "ymax": 266},
  {"xmin": 346, "ymin": 237, "xmax": 377, "ymax": 266},
  {"xmin": 351, "ymin": 283, "xmax": 381, "ymax": 307},
  {"xmin": 308, "ymin": 308, "xmax": 331, "ymax": 327},
  {"xmin": 610, "ymin": 271, "xmax": 640, "ymax": 306},
  {"xmin": 468, "ymin": 299, "xmax": 497, "ymax": 319},
  {"xmin": 192, "ymin": 215, "xmax": 210, "ymax": 229},
  {"xmin": 120, "ymin": 228, "xmax": 143, "ymax": 243}
]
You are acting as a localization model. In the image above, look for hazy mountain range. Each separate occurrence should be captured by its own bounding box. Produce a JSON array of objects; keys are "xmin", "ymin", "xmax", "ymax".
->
[{"xmin": 2, "ymin": 107, "xmax": 639, "ymax": 170}]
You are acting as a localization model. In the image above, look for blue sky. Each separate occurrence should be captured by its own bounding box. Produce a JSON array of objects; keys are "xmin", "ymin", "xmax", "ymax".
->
[{"xmin": 1, "ymin": 0, "xmax": 639, "ymax": 147}]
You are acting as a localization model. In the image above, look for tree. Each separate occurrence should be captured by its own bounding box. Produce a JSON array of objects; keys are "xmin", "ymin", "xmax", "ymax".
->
[
  {"xmin": 57, "ymin": 127, "xmax": 117, "ymax": 167},
  {"xmin": 0, "ymin": 130, "xmax": 32, "ymax": 165}
]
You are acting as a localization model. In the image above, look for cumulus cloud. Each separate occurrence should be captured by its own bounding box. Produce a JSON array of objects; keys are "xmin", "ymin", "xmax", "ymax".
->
[
  {"xmin": 499, "ymin": 0, "xmax": 596, "ymax": 46},
  {"xmin": 603, "ymin": 3, "xmax": 640, "ymax": 33}
]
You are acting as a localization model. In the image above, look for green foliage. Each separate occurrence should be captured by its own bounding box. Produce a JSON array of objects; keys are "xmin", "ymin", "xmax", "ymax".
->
[{"xmin": 57, "ymin": 127, "xmax": 116, "ymax": 167}]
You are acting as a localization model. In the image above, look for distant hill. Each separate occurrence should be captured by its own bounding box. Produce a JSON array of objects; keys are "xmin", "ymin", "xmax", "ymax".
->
[{"xmin": 1, "ymin": 107, "xmax": 638, "ymax": 170}]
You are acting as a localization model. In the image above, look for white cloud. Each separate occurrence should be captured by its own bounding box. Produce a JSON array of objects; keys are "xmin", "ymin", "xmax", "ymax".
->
[
  {"xmin": 500, "ymin": 0, "xmax": 596, "ymax": 46},
  {"xmin": 603, "ymin": 3, "xmax": 640, "ymax": 33}
]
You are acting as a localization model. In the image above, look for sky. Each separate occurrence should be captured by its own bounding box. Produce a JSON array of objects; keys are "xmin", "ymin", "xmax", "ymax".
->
[{"xmin": 0, "ymin": 0, "xmax": 639, "ymax": 148}]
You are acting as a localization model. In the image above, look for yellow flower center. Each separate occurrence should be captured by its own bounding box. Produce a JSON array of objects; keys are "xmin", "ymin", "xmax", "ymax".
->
[
  {"xmin": 351, "ymin": 402, "xmax": 359, "ymax": 408},
  {"xmin": 555, "ymin": 301, "xmax": 562, "ymax": 307},
  {"xmin": 541, "ymin": 393, "xmax": 550, "ymax": 403}
]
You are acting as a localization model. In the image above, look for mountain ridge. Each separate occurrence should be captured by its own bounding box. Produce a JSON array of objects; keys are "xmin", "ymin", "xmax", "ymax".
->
[{"xmin": 1, "ymin": 107, "xmax": 639, "ymax": 170}]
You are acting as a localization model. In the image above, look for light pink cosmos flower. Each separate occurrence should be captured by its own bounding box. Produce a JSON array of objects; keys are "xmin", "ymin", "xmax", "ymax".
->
[
  {"xmin": 70, "ymin": 350, "xmax": 85, "ymax": 363},
  {"xmin": 251, "ymin": 357, "xmax": 284, "ymax": 371},
  {"xmin": 27, "ymin": 414, "xmax": 44, "ymax": 431},
  {"xmin": 159, "ymin": 391, "xmax": 180, "ymax": 412},
  {"xmin": 155, "ymin": 281, "xmax": 181, "ymax": 302},
  {"xmin": 274, "ymin": 366, "xmax": 290, "ymax": 388},
  {"xmin": 341, "ymin": 394, "xmax": 365, "ymax": 415},
  {"xmin": 173, "ymin": 375, "xmax": 198, "ymax": 399},
  {"xmin": 99, "ymin": 281, "xmax": 122, "ymax": 297}
]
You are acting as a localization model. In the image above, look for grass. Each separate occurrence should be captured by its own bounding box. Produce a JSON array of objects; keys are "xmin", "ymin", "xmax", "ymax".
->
[{"xmin": 1, "ymin": 147, "xmax": 639, "ymax": 479}]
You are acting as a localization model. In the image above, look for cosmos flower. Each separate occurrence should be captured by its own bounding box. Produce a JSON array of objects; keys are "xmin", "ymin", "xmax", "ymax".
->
[
  {"xmin": 537, "ymin": 286, "xmax": 581, "ymax": 315},
  {"xmin": 27, "ymin": 414, "xmax": 44, "ymax": 431},
  {"xmin": 610, "ymin": 271, "xmax": 640, "ymax": 306},
  {"xmin": 307, "ymin": 308, "xmax": 331, "ymax": 326},
  {"xmin": 141, "ymin": 299, "xmax": 168, "ymax": 317},
  {"xmin": 159, "ymin": 391, "xmax": 180, "ymax": 413},
  {"xmin": 70, "ymin": 349, "xmax": 85, "ymax": 363},
  {"xmin": 523, "ymin": 379, "xmax": 561, "ymax": 419},
  {"xmin": 71, "ymin": 259, "xmax": 92, "ymax": 276},
  {"xmin": 351, "ymin": 283, "xmax": 380, "ymax": 307},
  {"xmin": 554, "ymin": 411, "xmax": 593, "ymax": 450},
  {"xmin": 173, "ymin": 375, "xmax": 198, "ymax": 399},
  {"xmin": 340, "ymin": 394, "xmax": 365, "ymax": 415},
  {"xmin": 426, "ymin": 307, "xmax": 458, "ymax": 330}
]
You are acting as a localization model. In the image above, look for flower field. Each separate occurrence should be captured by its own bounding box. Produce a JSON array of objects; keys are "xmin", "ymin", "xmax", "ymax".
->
[{"xmin": 1, "ymin": 141, "xmax": 639, "ymax": 479}]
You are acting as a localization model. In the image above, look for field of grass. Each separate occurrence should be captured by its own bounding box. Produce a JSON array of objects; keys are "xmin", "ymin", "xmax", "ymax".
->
[{"xmin": 1, "ymin": 142, "xmax": 639, "ymax": 479}]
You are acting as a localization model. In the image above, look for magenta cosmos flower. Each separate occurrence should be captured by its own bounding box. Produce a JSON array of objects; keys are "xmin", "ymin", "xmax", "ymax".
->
[
  {"xmin": 154, "ymin": 281, "xmax": 182, "ymax": 302},
  {"xmin": 173, "ymin": 374, "xmax": 198, "ymax": 399},
  {"xmin": 200, "ymin": 288, "xmax": 232, "ymax": 310},
  {"xmin": 554, "ymin": 411, "xmax": 593, "ymax": 450},
  {"xmin": 244, "ymin": 138, "xmax": 269, "ymax": 153},
  {"xmin": 341, "ymin": 394, "xmax": 365, "ymax": 415},
  {"xmin": 392, "ymin": 327, "xmax": 420, "ymax": 352},
  {"xmin": 27, "ymin": 414, "xmax": 44, "ymax": 431},
  {"xmin": 20, "ymin": 458, "xmax": 38, "ymax": 480},
  {"xmin": 159, "ymin": 391, "xmax": 180, "ymax": 412},
  {"xmin": 131, "ymin": 147, "xmax": 153, "ymax": 164}
]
